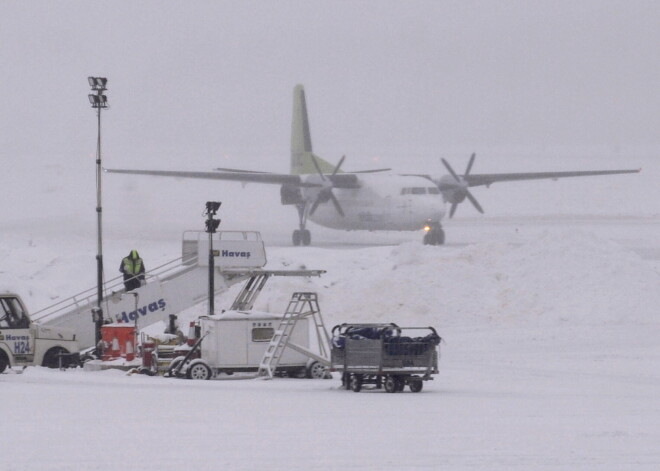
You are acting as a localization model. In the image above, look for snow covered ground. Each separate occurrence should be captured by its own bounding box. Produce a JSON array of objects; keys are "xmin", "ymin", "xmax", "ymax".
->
[{"xmin": 2, "ymin": 236, "xmax": 660, "ymax": 470}]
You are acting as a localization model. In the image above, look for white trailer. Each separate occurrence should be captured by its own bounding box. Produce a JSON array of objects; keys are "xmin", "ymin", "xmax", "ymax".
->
[
  {"xmin": 0, "ymin": 294, "xmax": 79, "ymax": 372},
  {"xmin": 172, "ymin": 310, "xmax": 321, "ymax": 379},
  {"xmin": 169, "ymin": 293, "xmax": 331, "ymax": 380}
]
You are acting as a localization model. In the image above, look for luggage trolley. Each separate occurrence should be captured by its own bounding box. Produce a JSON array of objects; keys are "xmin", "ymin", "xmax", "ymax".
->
[{"xmin": 330, "ymin": 323, "xmax": 441, "ymax": 393}]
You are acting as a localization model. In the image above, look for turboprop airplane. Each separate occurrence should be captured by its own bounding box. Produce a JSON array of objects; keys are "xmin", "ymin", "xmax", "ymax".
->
[{"xmin": 106, "ymin": 85, "xmax": 640, "ymax": 246}]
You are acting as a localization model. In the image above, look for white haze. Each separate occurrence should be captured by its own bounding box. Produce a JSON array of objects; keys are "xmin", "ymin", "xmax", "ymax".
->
[
  {"xmin": 2, "ymin": 1, "xmax": 659, "ymax": 241},
  {"xmin": 1, "ymin": 2, "xmax": 660, "ymax": 470}
]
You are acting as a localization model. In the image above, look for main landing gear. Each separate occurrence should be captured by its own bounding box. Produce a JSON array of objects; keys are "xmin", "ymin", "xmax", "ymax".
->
[
  {"xmin": 292, "ymin": 203, "xmax": 312, "ymax": 246},
  {"xmin": 423, "ymin": 222, "xmax": 445, "ymax": 246},
  {"xmin": 292, "ymin": 228, "xmax": 311, "ymax": 246}
]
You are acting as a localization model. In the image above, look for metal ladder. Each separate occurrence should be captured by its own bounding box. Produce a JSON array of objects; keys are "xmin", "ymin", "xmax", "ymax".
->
[
  {"xmin": 257, "ymin": 292, "xmax": 329, "ymax": 379},
  {"xmin": 229, "ymin": 273, "xmax": 271, "ymax": 311}
]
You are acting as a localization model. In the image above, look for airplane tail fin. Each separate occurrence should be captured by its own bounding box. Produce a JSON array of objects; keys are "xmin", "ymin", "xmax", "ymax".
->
[{"xmin": 291, "ymin": 84, "xmax": 336, "ymax": 175}]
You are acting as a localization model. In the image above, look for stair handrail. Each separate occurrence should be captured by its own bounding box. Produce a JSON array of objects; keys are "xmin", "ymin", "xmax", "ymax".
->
[{"xmin": 31, "ymin": 253, "xmax": 198, "ymax": 323}]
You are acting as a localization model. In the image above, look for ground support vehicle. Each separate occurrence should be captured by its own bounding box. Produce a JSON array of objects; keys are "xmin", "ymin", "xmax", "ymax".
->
[
  {"xmin": 330, "ymin": 323, "xmax": 441, "ymax": 393},
  {"xmin": 166, "ymin": 292, "xmax": 331, "ymax": 380},
  {"xmin": 0, "ymin": 294, "xmax": 79, "ymax": 372}
]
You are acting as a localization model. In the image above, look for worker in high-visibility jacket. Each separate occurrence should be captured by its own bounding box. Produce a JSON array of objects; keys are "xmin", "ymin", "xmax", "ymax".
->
[{"xmin": 119, "ymin": 249, "xmax": 146, "ymax": 291}]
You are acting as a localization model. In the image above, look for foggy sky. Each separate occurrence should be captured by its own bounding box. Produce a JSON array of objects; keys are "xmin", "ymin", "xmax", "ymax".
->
[{"xmin": 2, "ymin": 0, "xmax": 659, "ymax": 175}]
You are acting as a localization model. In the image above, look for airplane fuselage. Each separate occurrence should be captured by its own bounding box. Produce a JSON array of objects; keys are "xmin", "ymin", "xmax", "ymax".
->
[{"xmin": 302, "ymin": 174, "xmax": 445, "ymax": 231}]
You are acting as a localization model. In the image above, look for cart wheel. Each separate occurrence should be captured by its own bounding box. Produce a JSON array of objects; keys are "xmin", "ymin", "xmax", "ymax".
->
[
  {"xmin": 384, "ymin": 375, "xmax": 398, "ymax": 393},
  {"xmin": 306, "ymin": 361, "xmax": 327, "ymax": 379},
  {"xmin": 350, "ymin": 374, "xmax": 363, "ymax": 392},
  {"xmin": 187, "ymin": 361, "xmax": 212, "ymax": 380},
  {"xmin": 341, "ymin": 372, "xmax": 352, "ymax": 390},
  {"xmin": 396, "ymin": 376, "xmax": 405, "ymax": 392},
  {"xmin": 409, "ymin": 378, "xmax": 423, "ymax": 393}
]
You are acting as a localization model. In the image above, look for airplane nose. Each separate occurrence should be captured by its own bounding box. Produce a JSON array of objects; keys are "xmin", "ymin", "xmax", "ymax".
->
[{"xmin": 422, "ymin": 198, "xmax": 446, "ymax": 223}]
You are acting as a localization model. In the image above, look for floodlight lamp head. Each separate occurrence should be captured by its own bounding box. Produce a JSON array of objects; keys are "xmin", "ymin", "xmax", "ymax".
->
[
  {"xmin": 88, "ymin": 76, "xmax": 108, "ymax": 91},
  {"xmin": 88, "ymin": 94, "xmax": 108, "ymax": 109},
  {"xmin": 205, "ymin": 219, "xmax": 221, "ymax": 233},
  {"xmin": 205, "ymin": 201, "xmax": 221, "ymax": 215}
]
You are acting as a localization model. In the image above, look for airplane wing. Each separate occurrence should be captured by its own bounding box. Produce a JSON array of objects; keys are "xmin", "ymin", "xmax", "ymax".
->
[
  {"xmin": 214, "ymin": 167, "xmax": 275, "ymax": 174},
  {"xmin": 463, "ymin": 168, "xmax": 641, "ymax": 188},
  {"xmin": 347, "ymin": 168, "xmax": 391, "ymax": 174},
  {"xmin": 404, "ymin": 168, "xmax": 641, "ymax": 188},
  {"xmin": 213, "ymin": 166, "xmax": 391, "ymax": 174},
  {"xmin": 402, "ymin": 161, "xmax": 640, "ymax": 218},
  {"xmin": 104, "ymin": 168, "xmax": 322, "ymax": 187},
  {"xmin": 104, "ymin": 167, "xmax": 362, "ymax": 189}
]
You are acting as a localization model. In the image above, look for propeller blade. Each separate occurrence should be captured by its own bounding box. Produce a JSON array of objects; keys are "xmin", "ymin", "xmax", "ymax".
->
[
  {"xmin": 449, "ymin": 202, "xmax": 459, "ymax": 218},
  {"xmin": 309, "ymin": 195, "xmax": 322, "ymax": 215},
  {"xmin": 465, "ymin": 191, "xmax": 484, "ymax": 214},
  {"xmin": 441, "ymin": 158, "xmax": 461, "ymax": 183},
  {"xmin": 329, "ymin": 192, "xmax": 345, "ymax": 217},
  {"xmin": 331, "ymin": 155, "xmax": 346, "ymax": 177},
  {"xmin": 464, "ymin": 153, "xmax": 476, "ymax": 176},
  {"xmin": 310, "ymin": 155, "xmax": 326, "ymax": 180},
  {"xmin": 442, "ymin": 154, "xmax": 483, "ymax": 217}
]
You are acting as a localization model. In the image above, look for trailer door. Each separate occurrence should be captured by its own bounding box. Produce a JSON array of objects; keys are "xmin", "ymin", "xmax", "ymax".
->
[{"xmin": 216, "ymin": 320, "xmax": 248, "ymax": 366}]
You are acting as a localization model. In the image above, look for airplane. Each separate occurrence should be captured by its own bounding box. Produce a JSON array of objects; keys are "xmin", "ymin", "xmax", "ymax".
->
[{"xmin": 106, "ymin": 84, "xmax": 640, "ymax": 246}]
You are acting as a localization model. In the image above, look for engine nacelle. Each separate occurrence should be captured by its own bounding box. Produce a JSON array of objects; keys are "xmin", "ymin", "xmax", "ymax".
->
[
  {"xmin": 280, "ymin": 185, "xmax": 303, "ymax": 205},
  {"xmin": 435, "ymin": 175, "xmax": 467, "ymax": 204}
]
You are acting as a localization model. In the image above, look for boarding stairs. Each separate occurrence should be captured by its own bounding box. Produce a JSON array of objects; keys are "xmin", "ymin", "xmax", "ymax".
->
[
  {"xmin": 257, "ymin": 292, "xmax": 331, "ymax": 379},
  {"xmin": 30, "ymin": 231, "xmax": 323, "ymax": 350}
]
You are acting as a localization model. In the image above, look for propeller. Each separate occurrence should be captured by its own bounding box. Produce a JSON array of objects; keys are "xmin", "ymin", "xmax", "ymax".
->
[
  {"xmin": 309, "ymin": 155, "xmax": 346, "ymax": 217},
  {"xmin": 440, "ymin": 153, "xmax": 484, "ymax": 218}
]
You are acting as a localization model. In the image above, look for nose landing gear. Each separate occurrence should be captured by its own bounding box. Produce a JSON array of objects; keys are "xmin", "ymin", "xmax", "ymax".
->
[{"xmin": 423, "ymin": 222, "xmax": 445, "ymax": 246}]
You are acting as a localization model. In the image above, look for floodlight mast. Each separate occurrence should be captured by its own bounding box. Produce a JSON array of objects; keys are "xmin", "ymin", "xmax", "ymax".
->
[
  {"xmin": 88, "ymin": 76, "xmax": 109, "ymax": 348},
  {"xmin": 204, "ymin": 202, "xmax": 222, "ymax": 317}
]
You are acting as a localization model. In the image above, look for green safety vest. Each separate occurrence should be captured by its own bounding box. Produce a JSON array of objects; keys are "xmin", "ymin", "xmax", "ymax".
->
[{"xmin": 123, "ymin": 257, "xmax": 143, "ymax": 276}]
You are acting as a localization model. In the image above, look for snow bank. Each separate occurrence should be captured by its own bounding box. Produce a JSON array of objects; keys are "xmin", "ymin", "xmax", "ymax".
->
[
  {"xmin": 259, "ymin": 230, "xmax": 660, "ymax": 330},
  {"xmin": 488, "ymin": 230, "xmax": 660, "ymax": 325},
  {"xmin": 3, "ymin": 221, "xmax": 658, "ymax": 335}
]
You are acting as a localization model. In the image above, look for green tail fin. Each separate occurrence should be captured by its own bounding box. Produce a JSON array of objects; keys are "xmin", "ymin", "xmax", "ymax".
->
[{"xmin": 290, "ymin": 84, "xmax": 336, "ymax": 175}]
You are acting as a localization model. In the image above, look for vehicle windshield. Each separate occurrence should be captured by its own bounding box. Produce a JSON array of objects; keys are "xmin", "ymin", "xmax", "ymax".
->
[{"xmin": 0, "ymin": 297, "xmax": 30, "ymax": 329}]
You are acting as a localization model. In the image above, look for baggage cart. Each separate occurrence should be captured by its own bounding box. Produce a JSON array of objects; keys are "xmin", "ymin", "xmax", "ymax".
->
[{"xmin": 330, "ymin": 323, "xmax": 441, "ymax": 393}]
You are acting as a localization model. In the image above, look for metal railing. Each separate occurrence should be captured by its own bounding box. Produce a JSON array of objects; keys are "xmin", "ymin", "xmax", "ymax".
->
[
  {"xmin": 31, "ymin": 230, "xmax": 263, "ymax": 325},
  {"xmin": 31, "ymin": 253, "xmax": 198, "ymax": 324}
]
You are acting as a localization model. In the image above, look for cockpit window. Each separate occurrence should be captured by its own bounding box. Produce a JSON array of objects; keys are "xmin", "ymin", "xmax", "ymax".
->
[{"xmin": 428, "ymin": 187, "xmax": 440, "ymax": 195}]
